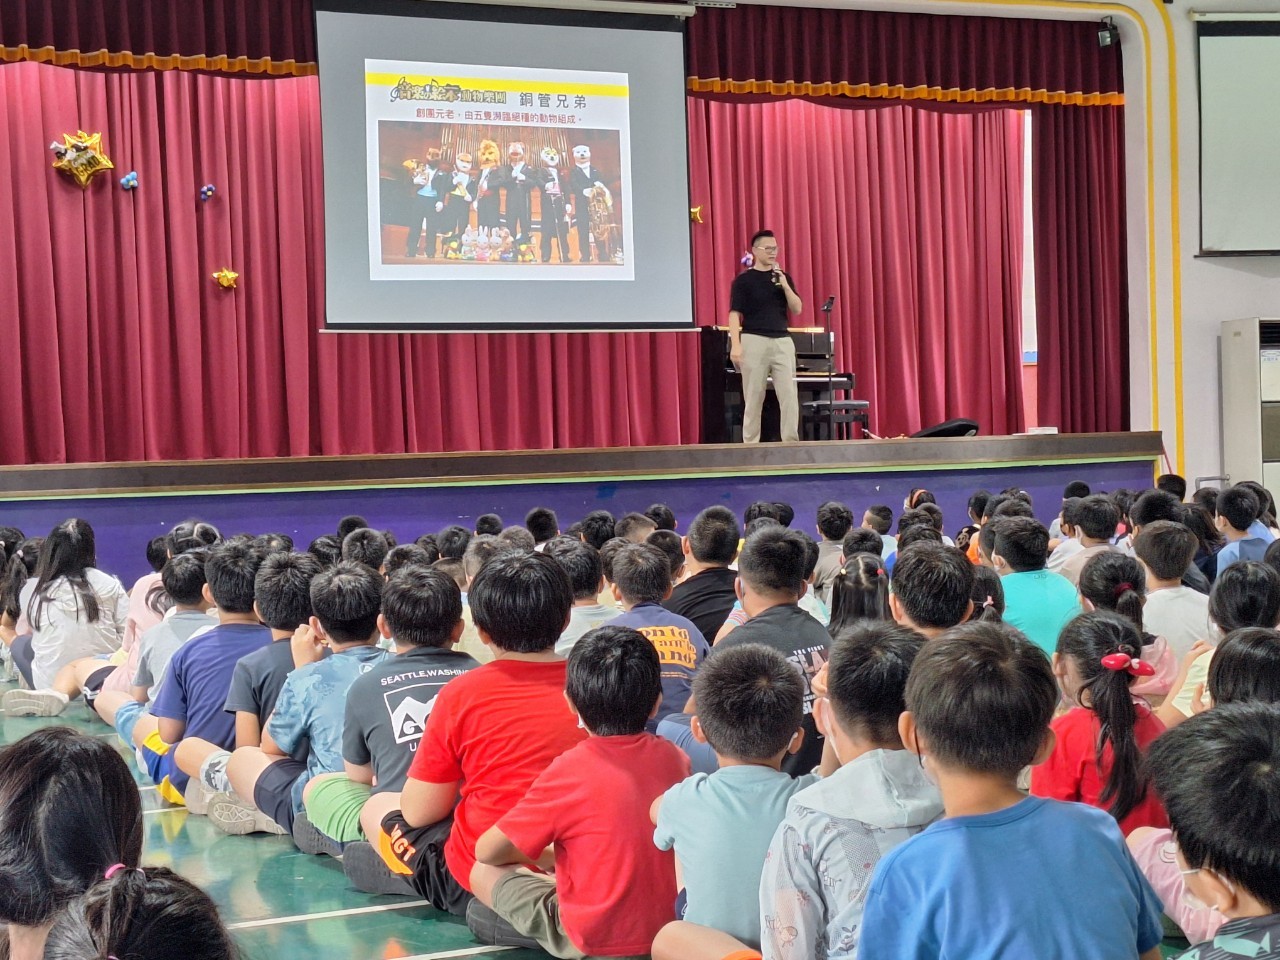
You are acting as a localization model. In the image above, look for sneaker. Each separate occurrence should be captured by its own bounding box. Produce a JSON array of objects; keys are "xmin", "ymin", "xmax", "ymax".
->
[
  {"xmin": 465, "ymin": 898, "xmax": 542, "ymax": 951},
  {"xmin": 293, "ymin": 811, "xmax": 344, "ymax": 857},
  {"xmin": 342, "ymin": 841, "xmax": 415, "ymax": 896},
  {"xmin": 183, "ymin": 777, "xmax": 216, "ymax": 816},
  {"xmin": 198, "ymin": 751, "xmax": 232, "ymax": 794},
  {"xmin": 2, "ymin": 688, "xmax": 69, "ymax": 717},
  {"xmin": 208, "ymin": 792, "xmax": 288, "ymax": 836}
]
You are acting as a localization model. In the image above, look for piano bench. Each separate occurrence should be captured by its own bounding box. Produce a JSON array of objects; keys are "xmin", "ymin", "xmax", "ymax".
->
[{"xmin": 801, "ymin": 400, "xmax": 871, "ymax": 441}]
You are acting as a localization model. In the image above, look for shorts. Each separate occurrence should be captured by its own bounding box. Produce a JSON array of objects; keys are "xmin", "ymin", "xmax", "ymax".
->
[
  {"xmin": 375, "ymin": 810, "xmax": 471, "ymax": 916},
  {"xmin": 113, "ymin": 699, "xmax": 146, "ymax": 748},
  {"xmin": 252, "ymin": 758, "xmax": 307, "ymax": 834},
  {"xmin": 138, "ymin": 730, "xmax": 187, "ymax": 805},
  {"xmin": 490, "ymin": 871, "xmax": 649, "ymax": 960},
  {"xmin": 304, "ymin": 776, "xmax": 370, "ymax": 843},
  {"xmin": 82, "ymin": 665, "xmax": 117, "ymax": 717}
]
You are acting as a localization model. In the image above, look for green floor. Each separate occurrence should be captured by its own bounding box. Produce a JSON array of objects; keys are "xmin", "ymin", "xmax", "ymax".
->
[{"xmin": 0, "ymin": 680, "xmax": 546, "ymax": 960}]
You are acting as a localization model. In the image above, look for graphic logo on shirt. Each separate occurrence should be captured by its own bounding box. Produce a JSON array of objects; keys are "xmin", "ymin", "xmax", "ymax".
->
[
  {"xmin": 383, "ymin": 683, "xmax": 441, "ymax": 745},
  {"xmin": 638, "ymin": 626, "xmax": 700, "ymax": 669}
]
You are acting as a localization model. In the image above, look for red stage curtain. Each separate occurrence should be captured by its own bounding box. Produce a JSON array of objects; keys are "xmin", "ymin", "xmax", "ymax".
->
[
  {"xmin": 0, "ymin": 61, "xmax": 701, "ymax": 464},
  {"xmin": 688, "ymin": 97, "xmax": 1026, "ymax": 438},
  {"xmin": 1033, "ymin": 104, "xmax": 1129, "ymax": 433}
]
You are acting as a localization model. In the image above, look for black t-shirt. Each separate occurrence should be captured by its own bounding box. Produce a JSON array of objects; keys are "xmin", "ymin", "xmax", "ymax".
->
[
  {"xmin": 342, "ymin": 645, "xmax": 479, "ymax": 793},
  {"xmin": 663, "ymin": 566, "xmax": 738, "ymax": 642},
  {"xmin": 224, "ymin": 638, "xmax": 295, "ymax": 721},
  {"xmin": 714, "ymin": 603, "xmax": 831, "ymax": 777},
  {"xmin": 729, "ymin": 268, "xmax": 796, "ymax": 337}
]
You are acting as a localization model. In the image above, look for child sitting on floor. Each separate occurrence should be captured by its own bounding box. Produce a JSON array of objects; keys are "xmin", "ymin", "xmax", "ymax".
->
[
  {"xmin": 1077, "ymin": 551, "xmax": 1176, "ymax": 698},
  {"xmin": 858, "ymin": 621, "xmax": 1165, "ymax": 960},
  {"xmin": 468, "ymin": 625, "xmax": 690, "ymax": 957}
]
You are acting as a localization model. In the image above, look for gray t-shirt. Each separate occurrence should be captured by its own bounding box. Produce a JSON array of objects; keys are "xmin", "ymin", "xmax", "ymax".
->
[
  {"xmin": 132, "ymin": 611, "xmax": 217, "ymax": 700},
  {"xmin": 343, "ymin": 645, "xmax": 479, "ymax": 793},
  {"xmin": 224, "ymin": 638, "xmax": 296, "ymax": 721}
]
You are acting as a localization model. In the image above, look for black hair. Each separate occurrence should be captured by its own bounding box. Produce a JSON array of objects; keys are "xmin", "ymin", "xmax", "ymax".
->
[
  {"xmin": 145, "ymin": 536, "xmax": 169, "ymax": 574},
  {"xmin": 744, "ymin": 501, "xmax": 784, "ymax": 526},
  {"xmin": 474, "ymin": 513, "xmax": 503, "ymax": 536},
  {"xmin": 687, "ymin": 506, "xmax": 740, "ymax": 566},
  {"xmin": 738, "ymin": 526, "xmax": 807, "ymax": 600},
  {"xmin": 1112, "ymin": 489, "xmax": 1137, "ymax": 526},
  {"xmin": 647, "ymin": 530, "xmax": 685, "ymax": 582},
  {"xmin": 827, "ymin": 621, "xmax": 925, "ymax": 745},
  {"xmin": 254, "ymin": 551, "xmax": 321, "ymax": 631},
  {"xmin": 382, "ymin": 566, "xmax": 463, "ymax": 648},
  {"xmin": 1128, "ymin": 490, "xmax": 1183, "ymax": 529},
  {"xmin": 905, "ymin": 621, "xmax": 1057, "ymax": 777},
  {"xmin": 615, "ymin": 512, "xmax": 658, "ymax": 542},
  {"xmin": 863, "ymin": 505, "xmax": 893, "ymax": 535},
  {"xmin": 1210, "ymin": 561, "xmax": 1280, "ymax": 633},
  {"xmin": 1183, "ymin": 503, "xmax": 1226, "ymax": 553},
  {"xmin": 382, "ymin": 543, "xmax": 433, "ymax": 576},
  {"xmin": 749, "ymin": 228, "xmax": 775, "ymax": 248},
  {"xmin": 525, "ymin": 507, "xmax": 559, "ymax": 544},
  {"xmin": 469, "ymin": 551, "xmax": 573, "ymax": 653},
  {"xmin": 307, "ymin": 534, "xmax": 342, "ymax": 567},
  {"xmin": 433, "ymin": 557, "xmax": 467, "ymax": 590},
  {"xmin": 309, "ymin": 561, "xmax": 383, "ymax": 643},
  {"xmin": 1074, "ymin": 494, "xmax": 1122, "ymax": 541},
  {"xmin": 644, "ymin": 503, "xmax": 677, "ymax": 532},
  {"xmin": 793, "ymin": 529, "xmax": 820, "ymax": 580},
  {"xmin": 580, "ymin": 510, "xmax": 617, "ymax": 550},
  {"xmin": 161, "ymin": 552, "xmax": 210, "ymax": 608},
  {"xmin": 611, "ymin": 543, "xmax": 673, "ymax": 605},
  {"xmin": 969, "ymin": 564, "xmax": 1005, "ymax": 622},
  {"xmin": 0, "ymin": 727, "xmax": 143, "ymax": 926},
  {"xmin": 1133, "ymin": 520, "xmax": 1197, "ymax": 582},
  {"xmin": 896, "ymin": 509, "xmax": 934, "ymax": 535},
  {"xmin": 0, "ymin": 526, "xmax": 24, "ymax": 564},
  {"xmin": 817, "ymin": 501, "xmax": 854, "ymax": 541},
  {"xmin": 1238, "ymin": 481, "xmax": 1278, "ymax": 529},
  {"xmin": 693, "ymin": 643, "xmax": 803, "ymax": 761},
  {"xmin": 1267, "ymin": 539, "xmax": 1280, "ymax": 583},
  {"xmin": 1064, "ymin": 480, "xmax": 1092, "ymax": 499},
  {"xmin": 745, "ymin": 516, "xmax": 783, "ymax": 538},
  {"xmin": 989, "ymin": 496, "xmax": 1035, "ymax": 521},
  {"xmin": 544, "ymin": 537, "xmax": 604, "ymax": 601},
  {"xmin": 566, "ymin": 625, "xmax": 661, "ymax": 736},
  {"xmin": 462, "ymin": 534, "xmax": 513, "ymax": 583},
  {"xmin": 27, "ymin": 518, "xmax": 100, "ymax": 630},
  {"xmin": 167, "ymin": 520, "xmax": 220, "ymax": 557},
  {"xmin": 45, "ymin": 866, "xmax": 236, "ymax": 960},
  {"xmin": 564, "ymin": 521, "xmax": 584, "ymax": 540},
  {"xmin": 252, "ymin": 533, "xmax": 294, "ymax": 555},
  {"xmin": 336, "ymin": 515, "xmax": 369, "ymax": 541},
  {"xmin": 1218, "ymin": 486, "xmax": 1262, "ymax": 533},
  {"xmin": 967, "ymin": 490, "xmax": 992, "ymax": 523},
  {"xmin": 1146, "ymin": 702, "xmax": 1280, "ymax": 912},
  {"xmin": 1, "ymin": 537, "xmax": 41, "ymax": 622},
  {"xmin": 498, "ymin": 525, "xmax": 537, "ymax": 552},
  {"xmin": 1192, "ymin": 487, "xmax": 1220, "ymax": 512},
  {"xmin": 827, "ymin": 553, "xmax": 891, "ymax": 637},
  {"xmin": 842, "ymin": 527, "xmax": 883, "ymax": 560},
  {"xmin": 1055, "ymin": 611, "xmax": 1153, "ymax": 824},
  {"xmin": 990, "ymin": 516, "xmax": 1050, "ymax": 572},
  {"xmin": 436, "ymin": 525, "xmax": 472, "ymax": 560},
  {"xmin": 1078, "ymin": 552, "xmax": 1147, "ymax": 635},
  {"xmin": 1002, "ymin": 487, "xmax": 1035, "ymax": 506},
  {"xmin": 414, "ymin": 534, "xmax": 442, "ymax": 563},
  {"xmin": 890, "ymin": 543, "xmax": 975, "ymax": 630},
  {"xmin": 203, "ymin": 541, "xmax": 263, "ymax": 614},
  {"xmin": 896, "ymin": 525, "xmax": 943, "ymax": 552},
  {"xmin": 342, "ymin": 528, "xmax": 390, "ymax": 572},
  {"xmin": 599, "ymin": 536, "xmax": 629, "ymax": 583},
  {"xmin": 917, "ymin": 502, "xmax": 945, "ymax": 533},
  {"xmin": 773, "ymin": 502, "xmax": 795, "ymax": 527},
  {"xmin": 1208, "ymin": 628, "xmax": 1280, "ymax": 706},
  {"xmin": 905, "ymin": 488, "xmax": 936, "ymax": 510}
]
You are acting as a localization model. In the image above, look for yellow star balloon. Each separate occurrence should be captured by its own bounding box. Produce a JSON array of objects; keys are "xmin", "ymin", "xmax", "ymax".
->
[
  {"xmin": 212, "ymin": 267, "xmax": 239, "ymax": 289},
  {"xmin": 690, "ymin": 205, "xmax": 704, "ymax": 224},
  {"xmin": 50, "ymin": 131, "xmax": 114, "ymax": 188}
]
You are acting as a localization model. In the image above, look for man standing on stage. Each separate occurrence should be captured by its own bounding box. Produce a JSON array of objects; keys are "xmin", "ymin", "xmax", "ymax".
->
[{"xmin": 728, "ymin": 230, "xmax": 803, "ymax": 443}]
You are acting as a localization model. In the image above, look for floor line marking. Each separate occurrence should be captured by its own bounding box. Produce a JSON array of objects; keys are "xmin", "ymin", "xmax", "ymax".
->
[
  {"xmin": 142, "ymin": 807, "xmax": 183, "ymax": 816},
  {"xmin": 398, "ymin": 949, "xmax": 515, "ymax": 960},
  {"xmin": 227, "ymin": 901, "xmax": 429, "ymax": 930}
]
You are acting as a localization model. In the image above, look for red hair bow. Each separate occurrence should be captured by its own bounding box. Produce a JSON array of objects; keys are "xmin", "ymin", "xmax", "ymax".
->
[{"xmin": 1101, "ymin": 652, "xmax": 1155, "ymax": 677}]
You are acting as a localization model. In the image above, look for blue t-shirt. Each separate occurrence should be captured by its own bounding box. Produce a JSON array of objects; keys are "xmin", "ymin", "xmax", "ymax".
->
[
  {"xmin": 858, "ymin": 796, "xmax": 1164, "ymax": 960},
  {"xmin": 150, "ymin": 623, "xmax": 272, "ymax": 754},
  {"xmin": 266, "ymin": 644, "xmax": 390, "ymax": 812},
  {"xmin": 608, "ymin": 603, "xmax": 709, "ymax": 724},
  {"xmin": 1000, "ymin": 569, "xmax": 1082, "ymax": 655},
  {"xmin": 1216, "ymin": 520, "xmax": 1277, "ymax": 576}
]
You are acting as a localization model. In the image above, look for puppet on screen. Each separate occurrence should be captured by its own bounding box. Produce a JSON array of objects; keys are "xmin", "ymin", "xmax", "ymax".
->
[
  {"xmin": 473, "ymin": 139, "xmax": 502, "ymax": 232},
  {"xmin": 569, "ymin": 145, "xmax": 618, "ymax": 263},
  {"xmin": 498, "ymin": 142, "xmax": 535, "ymax": 243},
  {"xmin": 405, "ymin": 147, "xmax": 448, "ymax": 258},
  {"xmin": 443, "ymin": 152, "xmax": 478, "ymax": 242},
  {"xmin": 537, "ymin": 146, "xmax": 572, "ymax": 263}
]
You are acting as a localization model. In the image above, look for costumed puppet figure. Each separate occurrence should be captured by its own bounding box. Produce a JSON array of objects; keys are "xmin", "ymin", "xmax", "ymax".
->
[
  {"xmin": 459, "ymin": 224, "xmax": 479, "ymax": 261},
  {"xmin": 444, "ymin": 152, "xmax": 478, "ymax": 240},
  {"xmin": 569, "ymin": 144, "xmax": 611, "ymax": 262},
  {"xmin": 497, "ymin": 227, "xmax": 516, "ymax": 262},
  {"xmin": 405, "ymin": 147, "xmax": 449, "ymax": 257},
  {"xmin": 496, "ymin": 142, "xmax": 534, "ymax": 243},
  {"xmin": 537, "ymin": 145, "xmax": 572, "ymax": 263},
  {"xmin": 473, "ymin": 139, "xmax": 502, "ymax": 231}
]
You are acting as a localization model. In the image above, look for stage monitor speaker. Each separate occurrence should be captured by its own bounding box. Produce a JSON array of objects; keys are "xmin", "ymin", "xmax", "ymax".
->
[{"xmin": 911, "ymin": 418, "xmax": 979, "ymax": 439}]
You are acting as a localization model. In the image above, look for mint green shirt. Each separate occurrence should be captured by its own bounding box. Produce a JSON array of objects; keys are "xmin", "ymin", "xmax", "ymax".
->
[{"xmin": 1000, "ymin": 569, "xmax": 1081, "ymax": 655}]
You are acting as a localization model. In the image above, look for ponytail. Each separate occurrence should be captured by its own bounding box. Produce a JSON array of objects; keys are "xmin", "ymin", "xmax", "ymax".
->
[
  {"xmin": 828, "ymin": 552, "xmax": 891, "ymax": 638},
  {"xmin": 0, "ymin": 538, "xmax": 40, "ymax": 622},
  {"xmin": 1078, "ymin": 551, "xmax": 1147, "ymax": 636},
  {"xmin": 1056, "ymin": 611, "xmax": 1152, "ymax": 824},
  {"xmin": 970, "ymin": 566, "xmax": 1005, "ymax": 623}
]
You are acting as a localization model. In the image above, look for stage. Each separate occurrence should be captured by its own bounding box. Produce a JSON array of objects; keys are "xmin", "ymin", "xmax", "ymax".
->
[{"xmin": 0, "ymin": 432, "xmax": 1163, "ymax": 584}]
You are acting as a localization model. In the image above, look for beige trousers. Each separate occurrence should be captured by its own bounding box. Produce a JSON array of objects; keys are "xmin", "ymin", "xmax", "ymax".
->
[{"xmin": 741, "ymin": 333, "xmax": 799, "ymax": 443}]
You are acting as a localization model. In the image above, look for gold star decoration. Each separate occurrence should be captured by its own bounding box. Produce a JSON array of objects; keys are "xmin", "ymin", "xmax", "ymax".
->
[
  {"xmin": 689, "ymin": 205, "xmax": 704, "ymax": 224},
  {"xmin": 212, "ymin": 267, "xmax": 239, "ymax": 289},
  {"xmin": 50, "ymin": 131, "xmax": 114, "ymax": 188}
]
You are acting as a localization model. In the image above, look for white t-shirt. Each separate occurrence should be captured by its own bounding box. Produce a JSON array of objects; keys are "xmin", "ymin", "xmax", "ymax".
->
[
  {"xmin": 1047, "ymin": 538, "xmax": 1084, "ymax": 573},
  {"xmin": 1143, "ymin": 586, "xmax": 1212, "ymax": 661},
  {"xmin": 17, "ymin": 569, "xmax": 128, "ymax": 689}
]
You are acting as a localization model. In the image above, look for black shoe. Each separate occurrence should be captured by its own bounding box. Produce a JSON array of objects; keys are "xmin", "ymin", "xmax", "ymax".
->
[
  {"xmin": 465, "ymin": 898, "xmax": 542, "ymax": 951},
  {"xmin": 342, "ymin": 841, "xmax": 415, "ymax": 896},
  {"xmin": 293, "ymin": 811, "xmax": 344, "ymax": 857}
]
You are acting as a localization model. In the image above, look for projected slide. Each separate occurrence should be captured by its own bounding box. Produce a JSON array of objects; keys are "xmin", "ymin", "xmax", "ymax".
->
[{"xmin": 366, "ymin": 60, "xmax": 634, "ymax": 280}]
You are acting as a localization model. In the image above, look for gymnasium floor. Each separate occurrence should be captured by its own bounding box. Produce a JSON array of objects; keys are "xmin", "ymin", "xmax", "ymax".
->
[{"xmin": 0, "ymin": 679, "xmax": 543, "ymax": 960}]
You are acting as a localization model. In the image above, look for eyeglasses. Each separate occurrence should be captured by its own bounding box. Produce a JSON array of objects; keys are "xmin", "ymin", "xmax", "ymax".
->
[
  {"xmin": 754, "ymin": 244, "xmax": 778, "ymax": 253},
  {"xmin": 1178, "ymin": 866, "xmax": 1235, "ymax": 913}
]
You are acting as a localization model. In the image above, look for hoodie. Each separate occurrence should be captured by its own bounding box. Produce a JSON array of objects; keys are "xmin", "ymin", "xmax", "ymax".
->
[{"xmin": 759, "ymin": 748, "xmax": 943, "ymax": 960}]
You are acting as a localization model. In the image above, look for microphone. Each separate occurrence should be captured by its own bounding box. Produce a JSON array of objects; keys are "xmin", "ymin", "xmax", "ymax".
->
[
  {"xmin": 821, "ymin": 296, "xmax": 835, "ymax": 313},
  {"xmin": 771, "ymin": 264, "xmax": 783, "ymax": 286}
]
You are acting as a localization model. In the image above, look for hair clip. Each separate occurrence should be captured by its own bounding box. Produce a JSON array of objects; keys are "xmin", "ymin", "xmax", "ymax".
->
[
  {"xmin": 104, "ymin": 863, "xmax": 128, "ymax": 879},
  {"xmin": 876, "ymin": 568, "xmax": 886, "ymax": 576},
  {"xmin": 838, "ymin": 567, "xmax": 847, "ymax": 577},
  {"xmin": 1100, "ymin": 652, "xmax": 1155, "ymax": 677},
  {"xmin": 1113, "ymin": 581, "xmax": 1134, "ymax": 598},
  {"xmin": 982, "ymin": 594, "xmax": 995, "ymax": 609}
]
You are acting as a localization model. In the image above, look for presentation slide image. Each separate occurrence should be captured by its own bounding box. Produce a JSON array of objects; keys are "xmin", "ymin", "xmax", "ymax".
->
[
  {"xmin": 365, "ymin": 58, "xmax": 634, "ymax": 282},
  {"xmin": 377, "ymin": 121, "xmax": 625, "ymax": 268}
]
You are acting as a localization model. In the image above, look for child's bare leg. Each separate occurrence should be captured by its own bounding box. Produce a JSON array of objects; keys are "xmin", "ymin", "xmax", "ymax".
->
[
  {"xmin": 652, "ymin": 921, "xmax": 754, "ymax": 960},
  {"xmin": 358, "ymin": 790, "xmax": 403, "ymax": 843}
]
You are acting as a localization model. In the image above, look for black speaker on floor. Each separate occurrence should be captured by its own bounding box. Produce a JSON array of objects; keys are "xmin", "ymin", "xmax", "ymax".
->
[{"xmin": 910, "ymin": 418, "xmax": 979, "ymax": 439}]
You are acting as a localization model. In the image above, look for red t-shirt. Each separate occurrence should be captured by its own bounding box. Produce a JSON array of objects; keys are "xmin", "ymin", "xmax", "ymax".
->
[
  {"xmin": 1030, "ymin": 704, "xmax": 1169, "ymax": 834},
  {"xmin": 408, "ymin": 658, "xmax": 586, "ymax": 888},
  {"xmin": 497, "ymin": 733, "xmax": 691, "ymax": 956}
]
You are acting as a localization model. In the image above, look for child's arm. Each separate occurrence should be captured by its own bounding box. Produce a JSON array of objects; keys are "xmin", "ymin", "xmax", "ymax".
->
[
  {"xmin": 129, "ymin": 684, "xmax": 149, "ymax": 704},
  {"xmin": 157, "ymin": 716, "xmax": 186, "ymax": 744},
  {"xmin": 344, "ymin": 761, "xmax": 374, "ymax": 785},
  {"xmin": 400, "ymin": 778, "xmax": 459, "ymax": 829},
  {"xmin": 235, "ymin": 711, "xmax": 262, "ymax": 750},
  {"xmin": 649, "ymin": 794, "xmax": 663, "ymax": 826},
  {"xmin": 1140, "ymin": 950, "xmax": 1161, "ymax": 960},
  {"xmin": 760, "ymin": 819, "xmax": 824, "ymax": 960},
  {"xmin": 474, "ymin": 824, "xmax": 539, "ymax": 867},
  {"xmin": 260, "ymin": 722, "xmax": 294, "ymax": 759}
]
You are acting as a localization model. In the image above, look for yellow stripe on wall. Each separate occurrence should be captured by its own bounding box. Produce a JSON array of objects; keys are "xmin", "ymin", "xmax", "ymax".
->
[
  {"xmin": 686, "ymin": 76, "xmax": 1124, "ymax": 107},
  {"xmin": 0, "ymin": 44, "xmax": 316, "ymax": 76}
]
